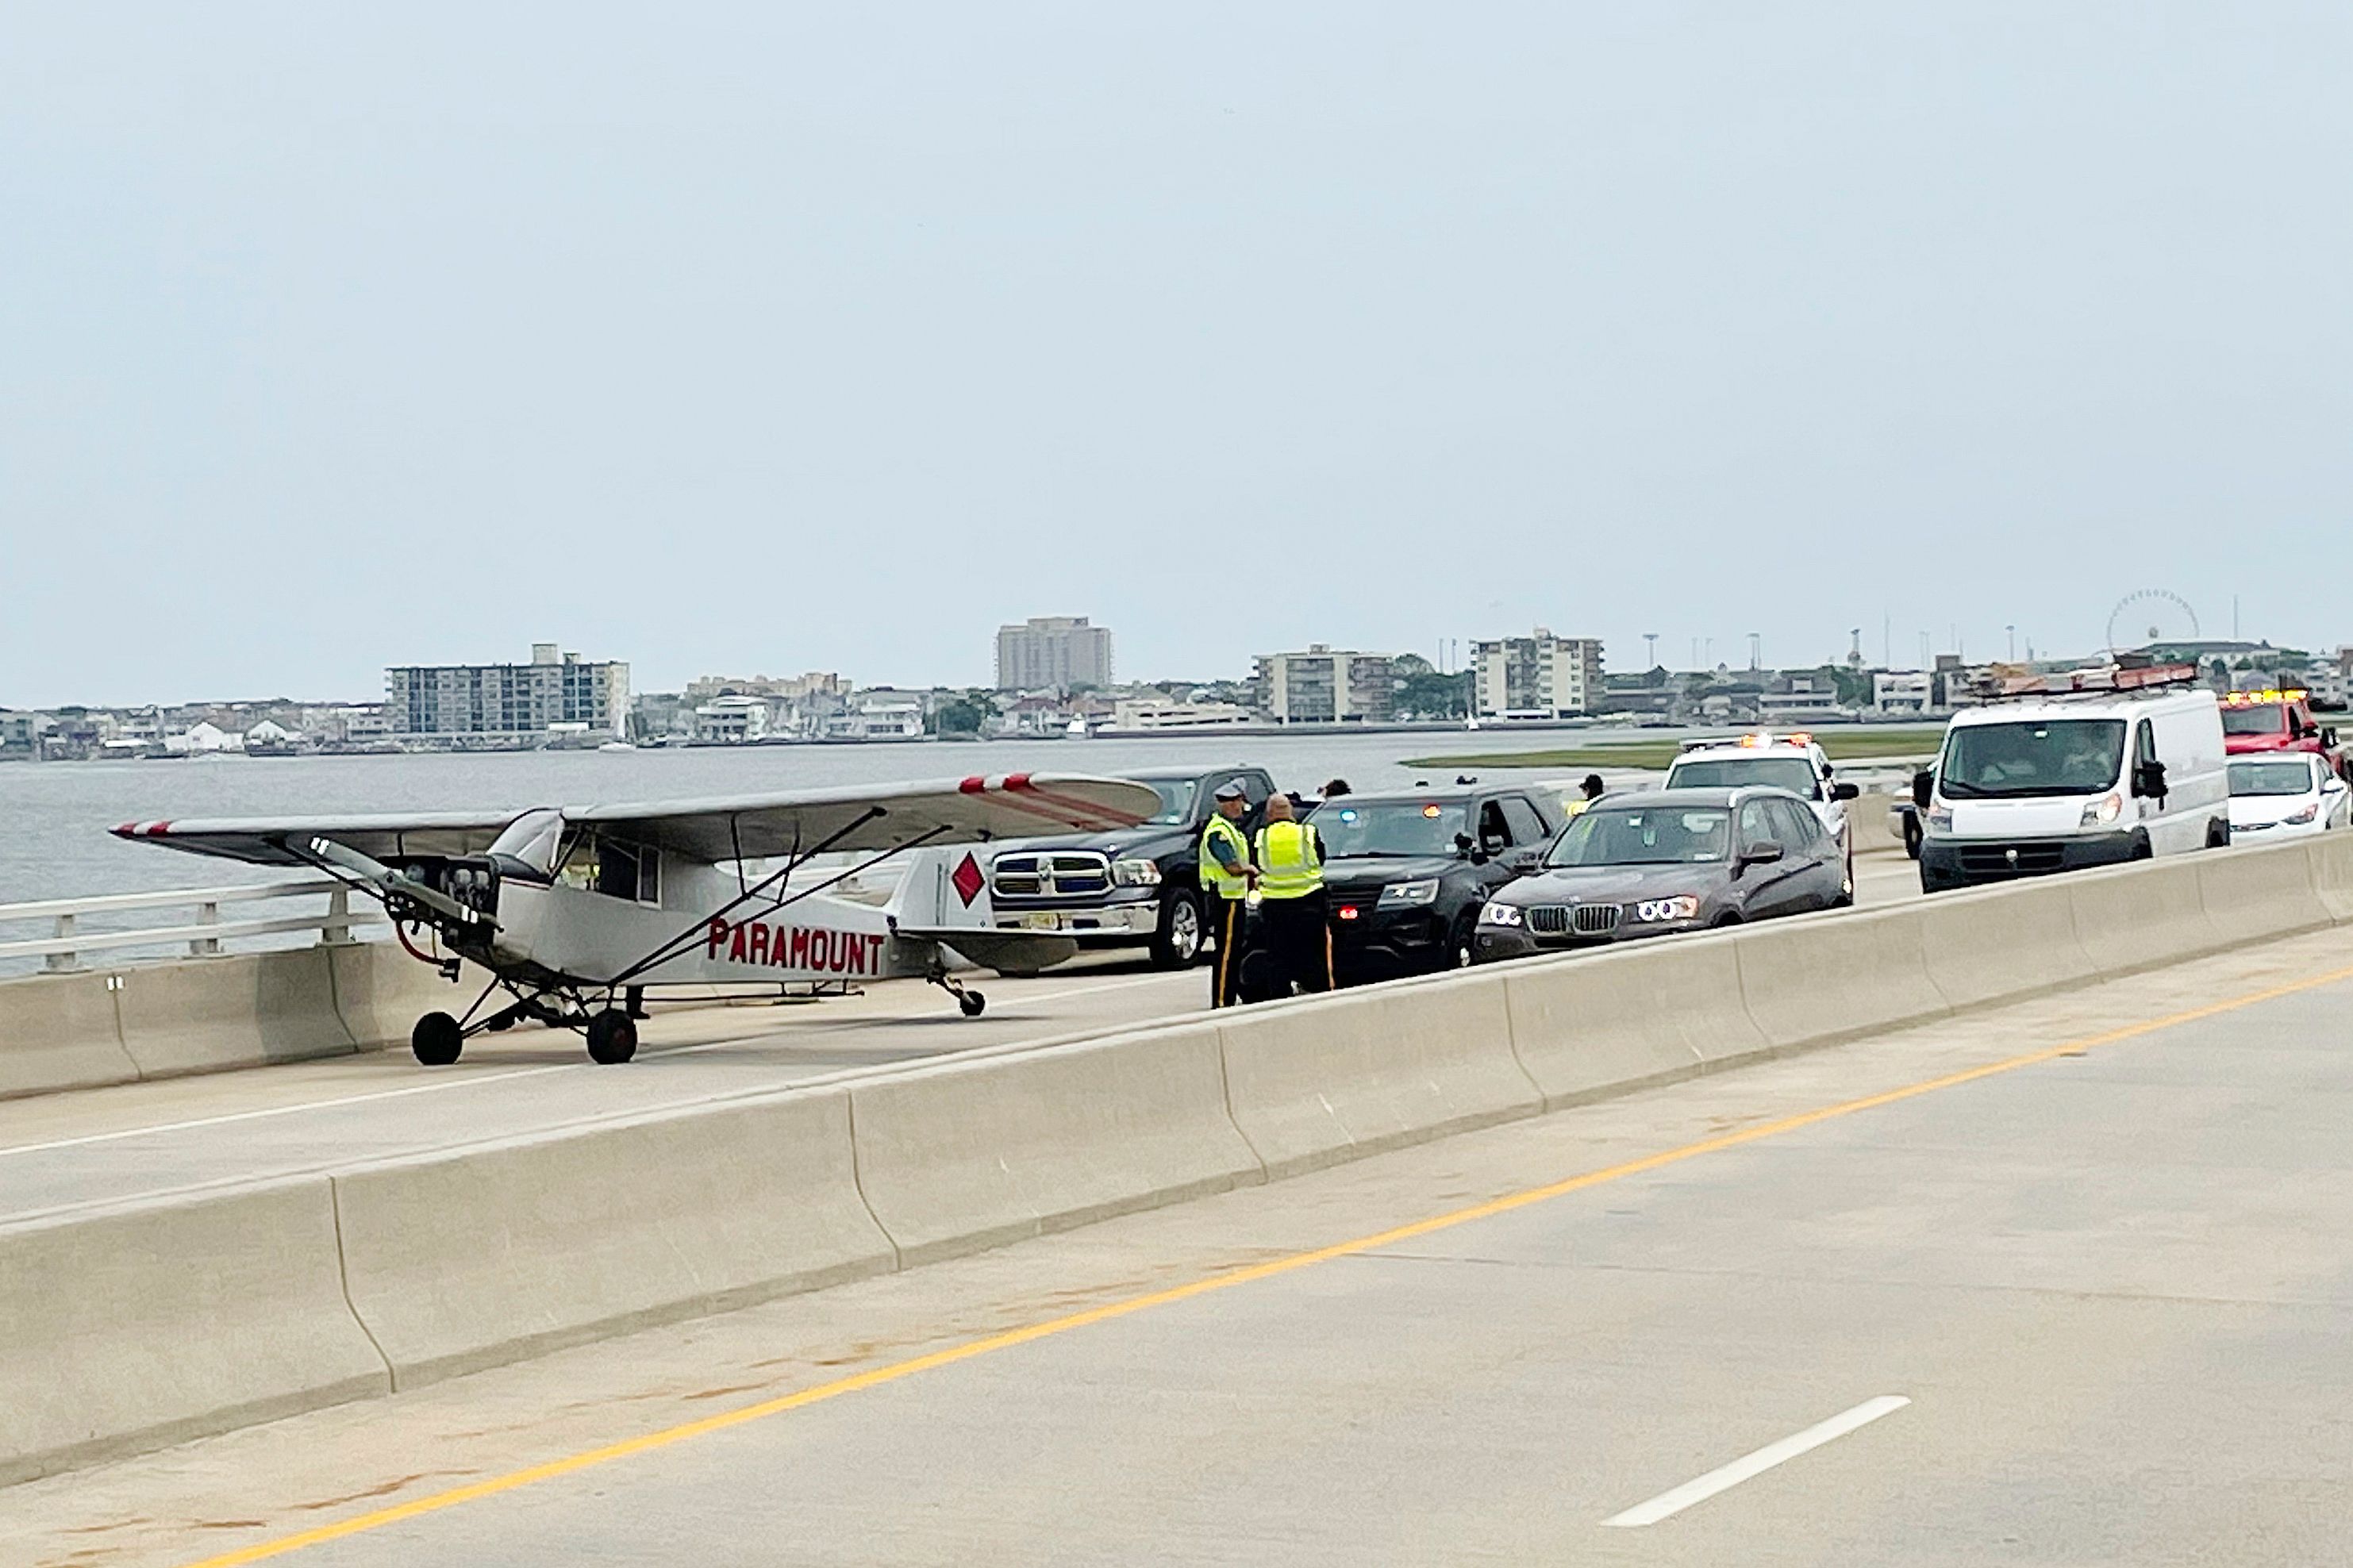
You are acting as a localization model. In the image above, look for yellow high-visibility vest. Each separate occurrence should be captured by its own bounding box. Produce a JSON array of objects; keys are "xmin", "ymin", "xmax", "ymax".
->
[
  {"xmin": 1199, "ymin": 815, "xmax": 1250, "ymax": 900},
  {"xmin": 1252, "ymin": 821, "xmax": 1324, "ymax": 899}
]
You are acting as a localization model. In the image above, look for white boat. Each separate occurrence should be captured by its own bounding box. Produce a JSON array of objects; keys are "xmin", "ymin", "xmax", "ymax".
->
[{"xmin": 598, "ymin": 741, "xmax": 638, "ymax": 752}]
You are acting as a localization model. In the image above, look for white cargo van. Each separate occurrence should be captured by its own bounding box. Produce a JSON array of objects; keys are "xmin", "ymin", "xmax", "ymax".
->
[{"xmin": 1917, "ymin": 677, "xmax": 2229, "ymax": 893}]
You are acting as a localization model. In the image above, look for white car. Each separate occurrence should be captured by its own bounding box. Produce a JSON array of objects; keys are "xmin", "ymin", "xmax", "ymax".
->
[
  {"xmin": 1663, "ymin": 732, "xmax": 1860, "ymax": 891},
  {"xmin": 2226, "ymin": 753, "xmax": 2351, "ymax": 840}
]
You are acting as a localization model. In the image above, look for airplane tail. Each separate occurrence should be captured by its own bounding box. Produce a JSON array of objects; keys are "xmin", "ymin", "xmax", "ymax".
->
[
  {"xmin": 887, "ymin": 845, "xmax": 998, "ymax": 929},
  {"xmin": 889, "ymin": 844, "xmax": 1075, "ymax": 976}
]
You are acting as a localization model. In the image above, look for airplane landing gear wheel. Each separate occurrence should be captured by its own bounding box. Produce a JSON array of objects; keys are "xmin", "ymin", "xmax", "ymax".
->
[
  {"xmin": 586, "ymin": 1007, "xmax": 638, "ymax": 1065},
  {"xmin": 412, "ymin": 1011, "xmax": 463, "ymax": 1066},
  {"xmin": 959, "ymin": 990, "xmax": 986, "ymax": 1018}
]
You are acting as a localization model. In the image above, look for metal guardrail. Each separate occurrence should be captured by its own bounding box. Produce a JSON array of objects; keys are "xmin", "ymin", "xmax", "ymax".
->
[{"xmin": 0, "ymin": 878, "xmax": 383, "ymax": 973}]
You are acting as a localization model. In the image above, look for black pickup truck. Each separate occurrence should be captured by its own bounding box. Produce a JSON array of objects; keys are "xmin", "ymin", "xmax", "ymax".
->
[{"xmin": 984, "ymin": 764, "xmax": 1278, "ymax": 969}]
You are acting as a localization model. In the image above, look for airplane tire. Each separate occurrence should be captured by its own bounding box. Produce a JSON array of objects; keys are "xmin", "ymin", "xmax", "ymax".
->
[
  {"xmin": 411, "ymin": 1011, "xmax": 463, "ymax": 1066},
  {"xmin": 586, "ymin": 1008, "xmax": 638, "ymax": 1065},
  {"xmin": 959, "ymin": 990, "xmax": 986, "ymax": 1018}
]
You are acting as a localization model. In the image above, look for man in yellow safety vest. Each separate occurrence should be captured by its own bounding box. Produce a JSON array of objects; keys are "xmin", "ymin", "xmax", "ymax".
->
[
  {"xmin": 1200, "ymin": 781, "xmax": 1256, "ymax": 1008},
  {"xmin": 1251, "ymin": 791, "xmax": 1333, "ymax": 997}
]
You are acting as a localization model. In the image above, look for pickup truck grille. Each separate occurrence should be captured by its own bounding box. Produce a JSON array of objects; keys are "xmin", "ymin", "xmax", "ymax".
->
[
  {"xmin": 990, "ymin": 851, "xmax": 1113, "ymax": 898},
  {"xmin": 1955, "ymin": 841, "xmax": 2068, "ymax": 877},
  {"xmin": 1526, "ymin": 903, "xmax": 1621, "ymax": 936}
]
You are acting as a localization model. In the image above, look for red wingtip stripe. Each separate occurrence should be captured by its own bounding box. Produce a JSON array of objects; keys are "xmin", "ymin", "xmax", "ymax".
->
[
  {"xmin": 1005, "ymin": 772, "xmax": 1033, "ymax": 791},
  {"xmin": 958, "ymin": 775, "xmax": 986, "ymax": 794},
  {"xmin": 111, "ymin": 822, "xmax": 137, "ymax": 837}
]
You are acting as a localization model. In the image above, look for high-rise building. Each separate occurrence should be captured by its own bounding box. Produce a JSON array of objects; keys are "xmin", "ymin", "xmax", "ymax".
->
[
  {"xmin": 1252, "ymin": 646, "xmax": 1398, "ymax": 724},
  {"xmin": 1471, "ymin": 630, "xmax": 1603, "ymax": 719},
  {"xmin": 994, "ymin": 617, "xmax": 1113, "ymax": 690},
  {"xmin": 386, "ymin": 644, "xmax": 630, "ymax": 738}
]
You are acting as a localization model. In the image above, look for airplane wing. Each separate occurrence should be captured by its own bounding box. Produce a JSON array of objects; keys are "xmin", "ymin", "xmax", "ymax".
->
[
  {"xmin": 110, "ymin": 812, "xmax": 523, "ymax": 867},
  {"xmin": 568, "ymin": 773, "xmax": 1162, "ymax": 862},
  {"xmin": 110, "ymin": 774, "xmax": 1161, "ymax": 869}
]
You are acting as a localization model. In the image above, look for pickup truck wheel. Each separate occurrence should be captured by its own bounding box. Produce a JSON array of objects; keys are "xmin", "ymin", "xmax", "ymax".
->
[
  {"xmin": 1149, "ymin": 890, "xmax": 1204, "ymax": 970},
  {"xmin": 1902, "ymin": 817, "xmax": 1922, "ymax": 860}
]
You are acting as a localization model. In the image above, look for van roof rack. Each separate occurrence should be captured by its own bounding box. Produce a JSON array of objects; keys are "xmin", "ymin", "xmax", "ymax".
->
[{"xmin": 1964, "ymin": 659, "xmax": 2203, "ymax": 702}]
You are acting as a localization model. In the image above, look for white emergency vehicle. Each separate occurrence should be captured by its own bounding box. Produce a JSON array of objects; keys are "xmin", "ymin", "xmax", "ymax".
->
[
  {"xmin": 1662, "ymin": 732, "xmax": 1860, "ymax": 896},
  {"xmin": 1915, "ymin": 663, "xmax": 2230, "ymax": 893}
]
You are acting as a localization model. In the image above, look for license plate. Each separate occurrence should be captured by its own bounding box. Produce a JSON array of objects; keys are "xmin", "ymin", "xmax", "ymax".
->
[{"xmin": 1020, "ymin": 912, "xmax": 1063, "ymax": 930}]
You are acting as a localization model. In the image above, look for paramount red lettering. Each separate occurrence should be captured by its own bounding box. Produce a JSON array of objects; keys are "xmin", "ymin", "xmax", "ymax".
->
[
  {"xmin": 728, "ymin": 924, "xmax": 748, "ymax": 963},
  {"xmin": 706, "ymin": 919, "xmax": 729, "ymax": 959},
  {"xmin": 748, "ymin": 923, "xmax": 771, "ymax": 965},
  {"xmin": 870, "ymin": 932, "xmax": 886, "ymax": 970},
  {"xmin": 790, "ymin": 928, "xmax": 810, "ymax": 967},
  {"xmin": 810, "ymin": 930, "xmax": 832, "ymax": 970},
  {"xmin": 770, "ymin": 930, "xmax": 792, "ymax": 968}
]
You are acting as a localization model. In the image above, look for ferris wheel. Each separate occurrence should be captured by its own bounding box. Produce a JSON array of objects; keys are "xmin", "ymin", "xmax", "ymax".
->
[{"xmin": 2105, "ymin": 590, "xmax": 2200, "ymax": 653}]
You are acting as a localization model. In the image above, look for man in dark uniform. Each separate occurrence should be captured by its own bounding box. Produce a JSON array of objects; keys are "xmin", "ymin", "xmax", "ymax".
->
[{"xmin": 1199, "ymin": 781, "xmax": 1255, "ymax": 1008}]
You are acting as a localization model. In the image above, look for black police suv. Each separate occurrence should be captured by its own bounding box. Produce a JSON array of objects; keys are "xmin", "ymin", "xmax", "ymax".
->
[
  {"xmin": 985, "ymin": 765, "xmax": 1277, "ymax": 969},
  {"xmin": 1306, "ymin": 782, "xmax": 1563, "ymax": 982}
]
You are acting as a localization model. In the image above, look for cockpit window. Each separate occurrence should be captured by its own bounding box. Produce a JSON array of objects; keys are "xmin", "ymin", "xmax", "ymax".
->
[{"xmin": 559, "ymin": 834, "xmax": 659, "ymax": 903}]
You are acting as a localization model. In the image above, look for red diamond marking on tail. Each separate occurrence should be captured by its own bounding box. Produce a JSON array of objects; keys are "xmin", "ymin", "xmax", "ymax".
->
[{"xmin": 951, "ymin": 851, "xmax": 985, "ymax": 907}]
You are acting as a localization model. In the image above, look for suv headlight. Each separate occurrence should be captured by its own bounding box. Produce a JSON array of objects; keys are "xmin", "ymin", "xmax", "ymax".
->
[
  {"xmin": 1478, "ymin": 901, "xmax": 1522, "ymax": 927},
  {"xmin": 1378, "ymin": 878, "xmax": 1441, "ymax": 908},
  {"xmin": 1112, "ymin": 857, "xmax": 1162, "ymax": 886},
  {"xmin": 1631, "ymin": 895, "xmax": 1701, "ymax": 923},
  {"xmin": 2078, "ymin": 792, "xmax": 2123, "ymax": 828}
]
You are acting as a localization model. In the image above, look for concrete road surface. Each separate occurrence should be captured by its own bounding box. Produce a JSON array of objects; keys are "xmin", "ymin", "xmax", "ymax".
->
[
  {"xmin": 8, "ymin": 920, "xmax": 2348, "ymax": 1567},
  {"xmin": 0, "ymin": 858, "xmax": 1922, "ymax": 1224}
]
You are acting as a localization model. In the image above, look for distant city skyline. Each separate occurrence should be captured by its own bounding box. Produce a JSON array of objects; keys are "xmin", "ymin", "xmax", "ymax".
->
[
  {"xmin": 5, "ymin": 6, "xmax": 2349, "ymax": 707},
  {"xmin": 3, "ymin": 604, "xmax": 2341, "ymax": 712}
]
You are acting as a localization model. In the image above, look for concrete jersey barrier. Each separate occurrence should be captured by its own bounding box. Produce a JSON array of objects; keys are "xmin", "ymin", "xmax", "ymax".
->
[
  {"xmin": 333, "ymin": 1090, "xmax": 895, "ymax": 1388},
  {"xmin": 113, "ymin": 947, "xmax": 356, "ymax": 1079},
  {"xmin": 1913, "ymin": 876, "xmax": 2092, "ymax": 1011},
  {"xmin": 1734, "ymin": 903, "xmax": 1948, "ymax": 1049},
  {"xmin": 2065, "ymin": 855, "xmax": 2217, "ymax": 974},
  {"xmin": 2309, "ymin": 832, "xmax": 2353, "ymax": 924},
  {"xmin": 1215, "ymin": 970, "xmax": 1540, "ymax": 1179},
  {"xmin": 1501, "ymin": 935, "xmax": 1767, "ymax": 1107},
  {"xmin": 328, "ymin": 940, "xmax": 473, "ymax": 1052},
  {"xmin": 0, "ymin": 1181, "xmax": 390, "ymax": 1487},
  {"xmin": 0, "ymin": 970, "xmax": 136, "ymax": 1100},
  {"xmin": 850, "ymin": 1020, "xmax": 1261, "ymax": 1266},
  {"xmin": 2195, "ymin": 840, "xmax": 2333, "ymax": 947}
]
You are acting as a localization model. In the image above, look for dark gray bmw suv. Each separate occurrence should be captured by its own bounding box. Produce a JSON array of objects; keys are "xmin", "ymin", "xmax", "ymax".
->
[{"xmin": 1471, "ymin": 786, "xmax": 1850, "ymax": 960}]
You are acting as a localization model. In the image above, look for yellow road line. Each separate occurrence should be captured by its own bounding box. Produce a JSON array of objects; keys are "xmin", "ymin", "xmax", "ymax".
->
[{"xmin": 180, "ymin": 959, "xmax": 2353, "ymax": 1568}]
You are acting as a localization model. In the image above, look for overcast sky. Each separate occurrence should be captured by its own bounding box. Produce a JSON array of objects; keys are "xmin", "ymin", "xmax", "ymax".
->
[{"xmin": 4, "ymin": 4, "xmax": 2347, "ymax": 705}]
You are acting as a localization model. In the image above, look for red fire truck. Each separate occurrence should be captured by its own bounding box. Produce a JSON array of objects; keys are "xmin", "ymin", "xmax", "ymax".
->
[{"xmin": 2220, "ymin": 689, "xmax": 2348, "ymax": 782}]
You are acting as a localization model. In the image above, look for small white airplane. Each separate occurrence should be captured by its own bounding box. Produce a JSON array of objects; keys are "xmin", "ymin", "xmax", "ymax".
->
[{"xmin": 112, "ymin": 772, "xmax": 1159, "ymax": 1066}]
